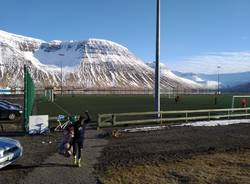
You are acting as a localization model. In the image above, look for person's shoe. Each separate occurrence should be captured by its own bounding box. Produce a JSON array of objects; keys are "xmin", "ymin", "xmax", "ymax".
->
[
  {"xmin": 77, "ymin": 159, "xmax": 81, "ymax": 167},
  {"xmin": 73, "ymin": 156, "xmax": 77, "ymax": 165}
]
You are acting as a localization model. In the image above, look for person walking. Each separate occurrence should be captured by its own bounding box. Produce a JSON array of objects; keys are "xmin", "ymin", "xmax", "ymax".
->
[
  {"xmin": 241, "ymin": 98, "xmax": 247, "ymax": 108},
  {"xmin": 72, "ymin": 111, "xmax": 90, "ymax": 167}
]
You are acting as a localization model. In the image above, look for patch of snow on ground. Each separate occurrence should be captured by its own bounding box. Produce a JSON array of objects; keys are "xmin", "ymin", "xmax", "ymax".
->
[
  {"xmin": 122, "ymin": 125, "xmax": 169, "ymax": 133},
  {"xmin": 122, "ymin": 119, "xmax": 250, "ymax": 133},
  {"xmin": 178, "ymin": 119, "xmax": 250, "ymax": 127}
]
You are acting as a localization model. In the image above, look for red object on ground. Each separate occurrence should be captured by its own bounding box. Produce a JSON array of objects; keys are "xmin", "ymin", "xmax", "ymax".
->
[{"xmin": 241, "ymin": 98, "xmax": 247, "ymax": 108}]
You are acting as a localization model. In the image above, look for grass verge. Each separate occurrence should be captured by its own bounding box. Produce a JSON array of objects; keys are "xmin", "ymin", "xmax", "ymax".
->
[{"xmin": 98, "ymin": 149, "xmax": 250, "ymax": 184}]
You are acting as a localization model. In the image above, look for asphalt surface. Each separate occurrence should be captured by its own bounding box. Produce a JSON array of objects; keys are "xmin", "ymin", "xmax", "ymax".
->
[{"xmin": 1, "ymin": 126, "xmax": 108, "ymax": 184}]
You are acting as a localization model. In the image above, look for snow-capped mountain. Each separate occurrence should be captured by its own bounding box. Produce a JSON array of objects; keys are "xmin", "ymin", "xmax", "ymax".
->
[
  {"xmin": 146, "ymin": 62, "xmax": 203, "ymax": 89},
  {"xmin": 173, "ymin": 71, "xmax": 218, "ymax": 89},
  {"xmin": 146, "ymin": 62, "xmax": 219, "ymax": 89},
  {"xmin": 0, "ymin": 30, "xmax": 201, "ymax": 90},
  {"xmin": 173, "ymin": 71, "xmax": 250, "ymax": 90}
]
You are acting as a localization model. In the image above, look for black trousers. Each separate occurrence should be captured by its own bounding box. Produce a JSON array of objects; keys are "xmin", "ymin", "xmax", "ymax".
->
[{"xmin": 73, "ymin": 141, "xmax": 82, "ymax": 159}]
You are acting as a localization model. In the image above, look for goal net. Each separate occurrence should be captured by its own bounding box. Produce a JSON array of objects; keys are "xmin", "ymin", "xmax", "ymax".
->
[{"xmin": 231, "ymin": 95, "xmax": 250, "ymax": 109}]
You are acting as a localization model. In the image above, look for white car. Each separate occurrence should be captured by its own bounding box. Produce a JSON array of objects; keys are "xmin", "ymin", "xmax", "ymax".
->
[{"xmin": 0, "ymin": 137, "xmax": 23, "ymax": 169}]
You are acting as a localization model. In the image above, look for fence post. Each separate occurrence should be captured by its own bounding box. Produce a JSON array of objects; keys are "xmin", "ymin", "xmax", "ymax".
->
[
  {"xmin": 97, "ymin": 114, "xmax": 101, "ymax": 130},
  {"xmin": 111, "ymin": 114, "xmax": 116, "ymax": 126},
  {"xmin": 160, "ymin": 112, "xmax": 162, "ymax": 124},
  {"xmin": 185, "ymin": 112, "xmax": 188, "ymax": 122},
  {"xmin": 246, "ymin": 109, "xmax": 248, "ymax": 119},
  {"xmin": 208, "ymin": 112, "xmax": 210, "ymax": 120}
]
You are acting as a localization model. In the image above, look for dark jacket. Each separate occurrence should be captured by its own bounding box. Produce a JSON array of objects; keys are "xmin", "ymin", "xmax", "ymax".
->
[
  {"xmin": 73, "ymin": 112, "xmax": 91, "ymax": 143},
  {"xmin": 73, "ymin": 120, "xmax": 85, "ymax": 143}
]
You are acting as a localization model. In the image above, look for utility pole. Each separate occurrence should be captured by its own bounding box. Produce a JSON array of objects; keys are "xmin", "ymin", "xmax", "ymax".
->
[
  {"xmin": 58, "ymin": 53, "xmax": 65, "ymax": 96},
  {"xmin": 154, "ymin": 0, "xmax": 160, "ymax": 117},
  {"xmin": 217, "ymin": 66, "xmax": 221, "ymax": 94},
  {"xmin": 61, "ymin": 61, "xmax": 63, "ymax": 96}
]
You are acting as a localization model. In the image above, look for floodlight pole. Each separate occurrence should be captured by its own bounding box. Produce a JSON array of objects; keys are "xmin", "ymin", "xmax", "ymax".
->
[
  {"xmin": 154, "ymin": 0, "xmax": 160, "ymax": 117},
  {"xmin": 217, "ymin": 66, "xmax": 221, "ymax": 94},
  {"xmin": 61, "ymin": 61, "xmax": 63, "ymax": 96},
  {"xmin": 58, "ymin": 54, "xmax": 65, "ymax": 96}
]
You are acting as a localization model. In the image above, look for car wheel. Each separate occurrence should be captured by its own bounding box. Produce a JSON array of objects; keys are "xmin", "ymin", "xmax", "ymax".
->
[{"xmin": 9, "ymin": 113, "xmax": 16, "ymax": 120}]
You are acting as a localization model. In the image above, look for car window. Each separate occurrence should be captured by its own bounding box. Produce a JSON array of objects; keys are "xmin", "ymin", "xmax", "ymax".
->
[{"xmin": 0, "ymin": 104, "xmax": 9, "ymax": 109}]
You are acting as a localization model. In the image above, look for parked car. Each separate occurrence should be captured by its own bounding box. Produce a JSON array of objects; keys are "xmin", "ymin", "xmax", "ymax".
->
[
  {"xmin": 0, "ymin": 102, "xmax": 16, "ymax": 111},
  {"xmin": 0, "ymin": 137, "xmax": 23, "ymax": 169},
  {"xmin": 0, "ymin": 100, "xmax": 22, "ymax": 110},
  {"xmin": 0, "ymin": 104, "xmax": 22, "ymax": 120}
]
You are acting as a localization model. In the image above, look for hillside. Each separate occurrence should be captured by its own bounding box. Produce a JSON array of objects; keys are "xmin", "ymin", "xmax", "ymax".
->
[{"xmin": 0, "ymin": 30, "xmax": 201, "ymax": 90}]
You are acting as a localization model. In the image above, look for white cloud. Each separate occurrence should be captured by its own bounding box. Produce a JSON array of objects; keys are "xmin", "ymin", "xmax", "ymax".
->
[{"xmin": 169, "ymin": 51, "xmax": 250, "ymax": 74}]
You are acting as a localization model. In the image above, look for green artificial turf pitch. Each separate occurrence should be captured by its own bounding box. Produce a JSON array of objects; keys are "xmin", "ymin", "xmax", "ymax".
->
[{"xmin": 36, "ymin": 94, "xmax": 242, "ymax": 121}]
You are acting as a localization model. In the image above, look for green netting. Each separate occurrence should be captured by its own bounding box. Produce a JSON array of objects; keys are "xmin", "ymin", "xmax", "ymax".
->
[{"xmin": 23, "ymin": 65, "xmax": 35, "ymax": 131}]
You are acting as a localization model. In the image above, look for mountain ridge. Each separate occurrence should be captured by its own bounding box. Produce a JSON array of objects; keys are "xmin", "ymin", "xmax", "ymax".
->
[
  {"xmin": 174, "ymin": 70, "xmax": 250, "ymax": 89},
  {"xmin": 0, "ymin": 30, "xmax": 201, "ymax": 90}
]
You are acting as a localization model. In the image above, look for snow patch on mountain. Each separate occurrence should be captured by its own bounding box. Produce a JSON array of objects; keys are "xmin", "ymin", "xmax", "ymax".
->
[
  {"xmin": 34, "ymin": 41, "xmax": 82, "ymax": 67},
  {"xmin": 146, "ymin": 62, "xmax": 213, "ymax": 89},
  {"xmin": 173, "ymin": 71, "xmax": 218, "ymax": 89},
  {"xmin": 192, "ymin": 75, "xmax": 204, "ymax": 82},
  {"xmin": 159, "ymin": 63, "xmax": 202, "ymax": 88}
]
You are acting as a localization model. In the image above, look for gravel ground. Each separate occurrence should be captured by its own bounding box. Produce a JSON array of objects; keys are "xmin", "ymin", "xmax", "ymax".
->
[
  {"xmin": 1, "ymin": 122, "xmax": 250, "ymax": 184},
  {"xmin": 96, "ymin": 123, "xmax": 250, "ymax": 184},
  {"xmin": 97, "ymin": 123, "xmax": 250, "ymax": 169},
  {"xmin": 0, "ymin": 124, "xmax": 108, "ymax": 184}
]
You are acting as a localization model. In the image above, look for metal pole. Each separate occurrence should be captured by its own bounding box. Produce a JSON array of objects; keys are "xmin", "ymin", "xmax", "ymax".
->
[
  {"xmin": 61, "ymin": 61, "xmax": 63, "ymax": 96},
  {"xmin": 58, "ymin": 54, "xmax": 65, "ymax": 95},
  {"xmin": 154, "ymin": 0, "xmax": 161, "ymax": 116},
  {"xmin": 217, "ymin": 66, "xmax": 220, "ymax": 94}
]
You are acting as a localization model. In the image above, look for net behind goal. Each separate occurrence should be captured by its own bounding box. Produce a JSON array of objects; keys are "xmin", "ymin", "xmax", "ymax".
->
[{"xmin": 231, "ymin": 95, "xmax": 250, "ymax": 109}]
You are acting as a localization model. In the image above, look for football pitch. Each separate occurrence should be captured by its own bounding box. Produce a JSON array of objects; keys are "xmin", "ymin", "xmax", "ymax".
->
[{"xmin": 36, "ymin": 94, "xmax": 243, "ymax": 121}]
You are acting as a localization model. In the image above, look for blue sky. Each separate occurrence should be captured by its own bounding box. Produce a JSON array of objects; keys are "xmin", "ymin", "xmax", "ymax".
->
[{"xmin": 1, "ymin": 0, "xmax": 250, "ymax": 74}]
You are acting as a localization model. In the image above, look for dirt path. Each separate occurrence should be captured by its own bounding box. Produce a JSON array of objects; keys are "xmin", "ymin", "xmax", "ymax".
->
[{"xmin": 19, "ymin": 127, "xmax": 108, "ymax": 184}]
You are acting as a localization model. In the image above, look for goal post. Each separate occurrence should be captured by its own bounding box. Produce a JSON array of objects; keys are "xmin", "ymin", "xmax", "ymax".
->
[
  {"xmin": 43, "ymin": 87, "xmax": 54, "ymax": 102},
  {"xmin": 231, "ymin": 95, "xmax": 250, "ymax": 109}
]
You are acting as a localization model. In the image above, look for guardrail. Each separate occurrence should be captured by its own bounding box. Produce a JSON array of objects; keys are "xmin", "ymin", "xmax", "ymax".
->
[{"xmin": 97, "ymin": 107, "xmax": 250, "ymax": 128}]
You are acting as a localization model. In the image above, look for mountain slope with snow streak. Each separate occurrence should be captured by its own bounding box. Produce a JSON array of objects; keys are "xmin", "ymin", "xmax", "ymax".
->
[
  {"xmin": 172, "ymin": 71, "xmax": 218, "ymax": 89},
  {"xmin": 0, "ymin": 30, "xmax": 201, "ymax": 90},
  {"xmin": 146, "ymin": 62, "xmax": 203, "ymax": 89}
]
